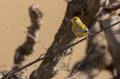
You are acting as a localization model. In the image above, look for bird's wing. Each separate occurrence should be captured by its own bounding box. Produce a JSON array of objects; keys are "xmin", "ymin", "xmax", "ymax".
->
[
  {"xmin": 75, "ymin": 23, "xmax": 84, "ymax": 32},
  {"xmin": 78, "ymin": 23, "xmax": 89, "ymax": 33},
  {"xmin": 76, "ymin": 27, "xmax": 83, "ymax": 32}
]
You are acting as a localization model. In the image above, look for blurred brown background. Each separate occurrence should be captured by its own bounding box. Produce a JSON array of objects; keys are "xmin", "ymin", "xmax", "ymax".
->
[{"xmin": 0, "ymin": 0, "xmax": 111, "ymax": 79}]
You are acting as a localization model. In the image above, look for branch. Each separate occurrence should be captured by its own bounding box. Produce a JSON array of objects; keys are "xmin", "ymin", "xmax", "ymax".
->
[
  {"xmin": 105, "ymin": 2, "xmax": 120, "ymax": 12},
  {"xmin": 2, "ymin": 21, "xmax": 120, "ymax": 79},
  {"xmin": 0, "ymin": 4, "xmax": 43, "ymax": 79},
  {"xmin": 100, "ymin": 8, "xmax": 120, "ymax": 76},
  {"xmin": 68, "ymin": 1, "xmax": 120, "ymax": 78},
  {"xmin": 14, "ymin": 4, "xmax": 43, "ymax": 64}
]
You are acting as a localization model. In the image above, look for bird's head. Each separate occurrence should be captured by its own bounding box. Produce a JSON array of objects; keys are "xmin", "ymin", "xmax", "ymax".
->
[{"xmin": 71, "ymin": 16, "xmax": 82, "ymax": 24}]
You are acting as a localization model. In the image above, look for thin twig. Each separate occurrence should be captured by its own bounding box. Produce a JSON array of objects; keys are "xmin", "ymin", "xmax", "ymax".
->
[
  {"xmin": 67, "ymin": 71, "xmax": 81, "ymax": 79},
  {"xmin": 1, "ymin": 21, "xmax": 120, "ymax": 79}
]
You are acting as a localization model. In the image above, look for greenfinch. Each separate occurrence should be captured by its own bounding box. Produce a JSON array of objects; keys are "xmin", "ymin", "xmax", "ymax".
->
[{"xmin": 71, "ymin": 16, "xmax": 89, "ymax": 38}]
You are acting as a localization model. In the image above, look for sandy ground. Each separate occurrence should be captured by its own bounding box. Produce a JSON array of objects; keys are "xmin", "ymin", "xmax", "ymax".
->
[{"xmin": 0, "ymin": 0, "xmax": 112, "ymax": 79}]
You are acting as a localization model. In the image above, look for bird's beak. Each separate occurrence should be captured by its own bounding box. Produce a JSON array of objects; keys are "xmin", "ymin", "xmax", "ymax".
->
[{"xmin": 70, "ymin": 19, "xmax": 73, "ymax": 22}]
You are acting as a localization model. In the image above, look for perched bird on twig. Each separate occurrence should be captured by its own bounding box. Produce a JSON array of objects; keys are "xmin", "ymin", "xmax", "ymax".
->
[{"xmin": 71, "ymin": 16, "xmax": 89, "ymax": 40}]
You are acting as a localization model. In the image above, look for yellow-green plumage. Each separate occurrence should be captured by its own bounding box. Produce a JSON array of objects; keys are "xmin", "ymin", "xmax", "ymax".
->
[{"xmin": 71, "ymin": 16, "xmax": 89, "ymax": 38}]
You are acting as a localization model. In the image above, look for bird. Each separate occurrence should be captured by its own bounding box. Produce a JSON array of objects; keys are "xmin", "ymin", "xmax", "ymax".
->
[{"xmin": 71, "ymin": 16, "xmax": 89, "ymax": 39}]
